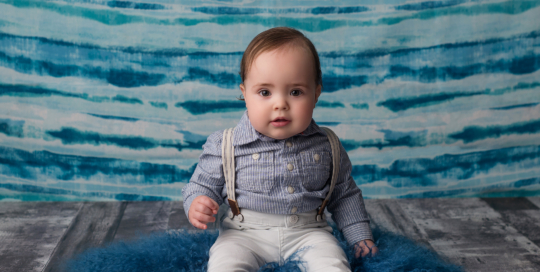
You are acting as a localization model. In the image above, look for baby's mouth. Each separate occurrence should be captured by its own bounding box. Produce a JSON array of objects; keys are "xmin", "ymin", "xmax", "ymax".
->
[{"xmin": 271, "ymin": 117, "xmax": 290, "ymax": 127}]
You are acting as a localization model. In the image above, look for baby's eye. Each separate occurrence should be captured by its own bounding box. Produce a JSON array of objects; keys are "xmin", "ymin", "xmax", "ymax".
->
[
  {"xmin": 290, "ymin": 89, "xmax": 302, "ymax": 96},
  {"xmin": 259, "ymin": 90, "xmax": 270, "ymax": 97}
]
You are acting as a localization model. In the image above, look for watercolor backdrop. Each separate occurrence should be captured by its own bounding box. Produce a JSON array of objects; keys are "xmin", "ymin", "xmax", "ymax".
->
[{"xmin": 0, "ymin": 0, "xmax": 539, "ymax": 201}]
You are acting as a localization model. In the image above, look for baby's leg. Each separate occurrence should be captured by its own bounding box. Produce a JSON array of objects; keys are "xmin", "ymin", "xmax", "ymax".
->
[
  {"xmin": 208, "ymin": 227, "xmax": 279, "ymax": 272},
  {"xmin": 282, "ymin": 224, "xmax": 350, "ymax": 272}
]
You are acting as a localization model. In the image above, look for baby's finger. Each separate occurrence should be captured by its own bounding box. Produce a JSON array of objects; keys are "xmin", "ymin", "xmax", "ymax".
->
[
  {"xmin": 193, "ymin": 211, "xmax": 216, "ymax": 225},
  {"xmin": 200, "ymin": 197, "xmax": 219, "ymax": 214},
  {"xmin": 360, "ymin": 242, "xmax": 378, "ymax": 258},
  {"xmin": 189, "ymin": 218, "xmax": 208, "ymax": 230},
  {"xmin": 361, "ymin": 247, "xmax": 369, "ymax": 257},
  {"xmin": 370, "ymin": 246, "xmax": 379, "ymax": 256},
  {"xmin": 194, "ymin": 203, "xmax": 215, "ymax": 216}
]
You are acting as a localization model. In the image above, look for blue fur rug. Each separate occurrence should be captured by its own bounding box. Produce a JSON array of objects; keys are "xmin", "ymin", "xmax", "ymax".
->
[{"xmin": 66, "ymin": 226, "xmax": 464, "ymax": 272}]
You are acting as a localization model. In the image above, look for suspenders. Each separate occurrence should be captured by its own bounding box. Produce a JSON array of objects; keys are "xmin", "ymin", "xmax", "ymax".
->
[
  {"xmin": 222, "ymin": 128, "xmax": 242, "ymax": 221},
  {"xmin": 317, "ymin": 127, "xmax": 341, "ymax": 221},
  {"xmin": 222, "ymin": 127, "xmax": 341, "ymax": 222}
]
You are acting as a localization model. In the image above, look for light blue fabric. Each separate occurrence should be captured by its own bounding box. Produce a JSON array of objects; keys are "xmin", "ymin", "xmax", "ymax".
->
[
  {"xmin": 182, "ymin": 110, "xmax": 373, "ymax": 245},
  {"xmin": 1, "ymin": 0, "xmax": 539, "ymax": 202}
]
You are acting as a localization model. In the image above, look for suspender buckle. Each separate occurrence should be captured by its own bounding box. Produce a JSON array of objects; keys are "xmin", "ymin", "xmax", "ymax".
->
[
  {"xmin": 316, "ymin": 199, "xmax": 329, "ymax": 221},
  {"xmin": 316, "ymin": 211, "xmax": 326, "ymax": 222},
  {"xmin": 228, "ymin": 199, "xmax": 243, "ymax": 222},
  {"xmin": 316, "ymin": 210, "xmax": 326, "ymax": 222}
]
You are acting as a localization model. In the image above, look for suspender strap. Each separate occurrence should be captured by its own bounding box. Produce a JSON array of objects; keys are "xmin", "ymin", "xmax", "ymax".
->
[
  {"xmin": 317, "ymin": 127, "xmax": 341, "ymax": 221},
  {"xmin": 222, "ymin": 128, "xmax": 241, "ymax": 217}
]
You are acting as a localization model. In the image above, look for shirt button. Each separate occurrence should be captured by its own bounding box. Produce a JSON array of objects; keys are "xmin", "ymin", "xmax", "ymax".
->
[
  {"xmin": 313, "ymin": 154, "xmax": 320, "ymax": 161},
  {"xmin": 252, "ymin": 153, "xmax": 260, "ymax": 160},
  {"xmin": 287, "ymin": 186, "xmax": 294, "ymax": 194},
  {"xmin": 289, "ymin": 215, "xmax": 299, "ymax": 224},
  {"xmin": 287, "ymin": 163, "xmax": 294, "ymax": 171},
  {"xmin": 291, "ymin": 207, "xmax": 298, "ymax": 213},
  {"xmin": 286, "ymin": 141, "xmax": 292, "ymax": 147}
]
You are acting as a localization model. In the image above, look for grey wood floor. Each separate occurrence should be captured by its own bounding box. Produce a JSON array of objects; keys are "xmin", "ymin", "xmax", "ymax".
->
[{"xmin": 1, "ymin": 197, "xmax": 539, "ymax": 272}]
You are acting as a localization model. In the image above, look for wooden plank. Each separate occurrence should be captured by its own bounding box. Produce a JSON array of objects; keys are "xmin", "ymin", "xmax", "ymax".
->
[
  {"xmin": 364, "ymin": 199, "xmax": 432, "ymax": 248},
  {"xmin": 400, "ymin": 198, "xmax": 540, "ymax": 272},
  {"xmin": 113, "ymin": 201, "xmax": 172, "ymax": 241},
  {"xmin": 168, "ymin": 201, "xmax": 197, "ymax": 230},
  {"xmin": 481, "ymin": 197, "xmax": 540, "ymax": 268},
  {"xmin": 482, "ymin": 198, "xmax": 540, "ymax": 245},
  {"xmin": 526, "ymin": 197, "xmax": 540, "ymax": 209},
  {"xmin": 43, "ymin": 202, "xmax": 127, "ymax": 272},
  {"xmin": 0, "ymin": 202, "xmax": 82, "ymax": 272},
  {"xmin": 481, "ymin": 197, "xmax": 539, "ymax": 211}
]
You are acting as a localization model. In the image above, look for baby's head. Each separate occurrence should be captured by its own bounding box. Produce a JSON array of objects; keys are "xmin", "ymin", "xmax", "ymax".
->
[{"xmin": 240, "ymin": 27, "xmax": 322, "ymax": 140}]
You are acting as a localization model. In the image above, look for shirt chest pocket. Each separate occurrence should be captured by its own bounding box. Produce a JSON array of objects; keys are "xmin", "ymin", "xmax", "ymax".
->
[
  {"xmin": 235, "ymin": 152, "xmax": 275, "ymax": 194},
  {"xmin": 300, "ymin": 151, "xmax": 331, "ymax": 191}
]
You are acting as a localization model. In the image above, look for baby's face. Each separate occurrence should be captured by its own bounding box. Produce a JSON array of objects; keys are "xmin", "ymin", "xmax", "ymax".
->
[{"xmin": 241, "ymin": 45, "xmax": 321, "ymax": 140}]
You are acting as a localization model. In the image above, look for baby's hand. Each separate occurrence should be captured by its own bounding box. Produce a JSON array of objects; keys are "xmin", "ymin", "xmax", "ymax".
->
[
  {"xmin": 188, "ymin": 196, "xmax": 219, "ymax": 230},
  {"xmin": 354, "ymin": 239, "xmax": 378, "ymax": 258}
]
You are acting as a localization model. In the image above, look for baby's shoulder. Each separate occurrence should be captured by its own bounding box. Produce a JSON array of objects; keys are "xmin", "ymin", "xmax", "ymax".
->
[
  {"xmin": 200, "ymin": 129, "xmax": 227, "ymax": 155},
  {"xmin": 207, "ymin": 129, "xmax": 225, "ymax": 143}
]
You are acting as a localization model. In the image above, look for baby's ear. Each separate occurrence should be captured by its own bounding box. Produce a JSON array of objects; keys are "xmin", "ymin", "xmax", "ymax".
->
[
  {"xmin": 315, "ymin": 85, "xmax": 322, "ymax": 104},
  {"xmin": 240, "ymin": 83, "xmax": 246, "ymax": 95}
]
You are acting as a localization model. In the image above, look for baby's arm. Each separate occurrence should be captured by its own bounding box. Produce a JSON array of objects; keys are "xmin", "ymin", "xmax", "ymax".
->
[
  {"xmin": 326, "ymin": 140, "xmax": 378, "ymax": 257},
  {"xmin": 188, "ymin": 195, "xmax": 219, "ymax": 229},
  {"xmin": 182, "ymin": 131, "xmax": 226, "ymax": 229}
]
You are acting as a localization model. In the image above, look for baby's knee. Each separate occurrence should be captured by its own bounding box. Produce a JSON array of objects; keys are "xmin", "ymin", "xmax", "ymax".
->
[
  {"xmin": 291, "ymin": 241, "xmax": 350, "ymax": 272},
  {"xmin": 208, "ymin": 238, "xmax": 265, "ymax": 272},
  {"xmin": 300, "ymin": 248, "xmax": 350, "ymax": 272}
]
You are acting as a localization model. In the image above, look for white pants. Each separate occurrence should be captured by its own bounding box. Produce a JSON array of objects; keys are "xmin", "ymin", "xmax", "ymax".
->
[{"xmin": 208, "ymin": 208, "xmax": 351, "ymax": 272}]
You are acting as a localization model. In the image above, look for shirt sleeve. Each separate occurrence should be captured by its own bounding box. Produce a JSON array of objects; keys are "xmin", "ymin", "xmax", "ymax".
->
[
  {"xmin": 182, "ymin": 131, "xmax": 226, "ymax": 219},
  {"xmin": 326, "ymin": 140, "xmax": 374, "ymax": 246}
]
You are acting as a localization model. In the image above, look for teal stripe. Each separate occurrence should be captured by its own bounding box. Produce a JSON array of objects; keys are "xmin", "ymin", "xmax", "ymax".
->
[
  {"xmin": 351, "ymin": 103, "xmax": 369, "ymax": 110},
  {"xmin": 377, "ymin": 81, "xmax": 540, "ymax": 112},
  {"xmin": 149, "ymin": 101, "xmax": 168, "ymax": 109},
  {"xmin": 0, "ymin": 118, "xmax": 24, "ymax": 138},
  {"xmin": 0, "ymin": 84, "xmax": 143, "ymax": 105},
  {"xmin": 46, "ymin": 127, "xmax": 205, "ymax": 151},
  {"xmin": 379, "ymin": 0, "xmax": 540, "ymax": 26},
  {"xmin": 0, "ymin": 183, "xmax": 172, "ymax": 201},
  {"xmin": 317, "ymin": 101, "xmax": 346, "ymax": 108},
  {"xmin": 449, "ymin": 119, "xmax": 540, "ymax": 144},
  {"xmin": 175, "ymin": 100, "xmax": 245, "ymax": 115},
  {"xmin": 2, "ymin": 0, "xmax": 537, "ymax": 31}
]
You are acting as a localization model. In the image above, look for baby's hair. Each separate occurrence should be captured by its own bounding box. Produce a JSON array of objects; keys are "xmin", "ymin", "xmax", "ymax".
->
[{"xmin": 240, "ymin": 27, "xmax": 322, "ymax": 88}]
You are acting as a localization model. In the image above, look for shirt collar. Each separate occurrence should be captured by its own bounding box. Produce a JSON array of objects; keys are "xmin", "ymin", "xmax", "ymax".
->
[{"xmin": 233, "ymin": 110, "xmax": 325, "ymax": 146}]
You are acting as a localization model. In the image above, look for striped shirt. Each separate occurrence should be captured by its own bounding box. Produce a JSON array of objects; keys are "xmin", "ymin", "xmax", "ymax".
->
[{"xmin": 182, "ymin": 110, "xmax": 373, "ymax": 245}]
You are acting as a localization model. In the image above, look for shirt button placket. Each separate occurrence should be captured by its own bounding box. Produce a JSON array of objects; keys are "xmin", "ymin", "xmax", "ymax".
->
[{"xmin": 285, "ymin": 141, "xmax": 296, "ymax": 218}]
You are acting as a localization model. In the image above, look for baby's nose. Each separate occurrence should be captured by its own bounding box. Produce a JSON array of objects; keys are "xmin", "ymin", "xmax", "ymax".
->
[{"xmin": 274, "ymin": 101, "xmax": 289, "ymax": 110}]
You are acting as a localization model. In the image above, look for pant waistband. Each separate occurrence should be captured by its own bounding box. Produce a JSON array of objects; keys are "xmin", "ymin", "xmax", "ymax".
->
[{"xmin": 225, "ymin": 208, "xmax": 325, "ymax": 228}]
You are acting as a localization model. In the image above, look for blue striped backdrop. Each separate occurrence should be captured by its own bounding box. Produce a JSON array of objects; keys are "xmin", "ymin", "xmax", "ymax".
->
[{"xmin": 0, "ymin": 0, "xmax": 539, "ymax": 201}]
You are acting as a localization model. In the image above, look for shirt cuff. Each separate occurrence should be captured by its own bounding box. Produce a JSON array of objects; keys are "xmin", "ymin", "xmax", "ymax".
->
[{"xmin": 341, "ymin": 222, "xmax": 374, "ymax": 246}]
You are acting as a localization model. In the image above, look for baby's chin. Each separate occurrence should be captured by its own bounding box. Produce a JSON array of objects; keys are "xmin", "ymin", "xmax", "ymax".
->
[{"xmin": 257, "ymin": 127, "xmax": 306, "ymax": 140}]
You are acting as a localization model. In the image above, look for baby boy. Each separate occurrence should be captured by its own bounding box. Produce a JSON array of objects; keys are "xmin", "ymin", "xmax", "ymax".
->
[{"xmin": 182, "ymin": 27, "xmax": 377, "ymax": 272}]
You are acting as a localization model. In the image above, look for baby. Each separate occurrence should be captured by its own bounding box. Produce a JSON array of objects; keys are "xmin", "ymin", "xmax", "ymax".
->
[{"xmin": 182, "ymin": 27, "xmax": 378, "ymax": 271}]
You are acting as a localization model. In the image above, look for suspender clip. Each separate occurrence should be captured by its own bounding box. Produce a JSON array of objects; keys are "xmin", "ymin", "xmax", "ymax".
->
[
  {"xmin": 316, "ymin": 199, "xmax": 329, "ymax": 222},
  {"xmin": 228, "ymin": 199, "xmax": 243, "ymax": 221}
]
